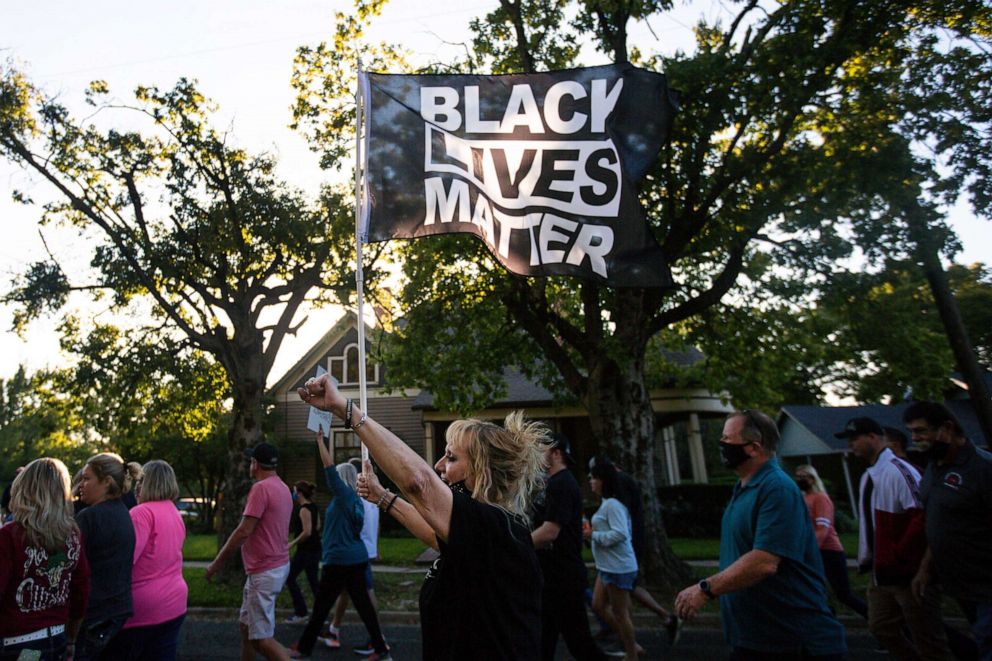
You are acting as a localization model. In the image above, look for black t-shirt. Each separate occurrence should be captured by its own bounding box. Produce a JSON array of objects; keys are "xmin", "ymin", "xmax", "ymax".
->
[
  {"xmin": 615, "ymin": 470, "xmax": 646, "ymax": 559},
  {"xmin": 76, "ymin": 498, "xmax": 135, "ymax": 622},
  {"xmin": 419, "ymin": 491, "xmax": 542, "ymax": 660},
  {"xmin": 920, "ymin": 440, "xmax": 992, "ymax": 601},
  {"xmin": 291, "ymin": 503, "xmax": 321, "ymax": 553},
  {"xmin": 533, "ymin": 469, "xmax": 586, "ymax": 582}
]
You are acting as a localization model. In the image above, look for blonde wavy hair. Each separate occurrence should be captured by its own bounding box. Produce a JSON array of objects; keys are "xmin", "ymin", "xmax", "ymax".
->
[
  {"xmin": 85, "ymin": 452, "xmax": 141, "ymax": 499},
  {"xmin": 447, "ymin": 411, "xmax": 548, "ymax": 524},
  {"xmin": 10, "ymin": 458, "xmax": 78, "ymax": 553},
  {"xmin": 795, "ymin": 464, "xmax": 827, "ymax": 494}
]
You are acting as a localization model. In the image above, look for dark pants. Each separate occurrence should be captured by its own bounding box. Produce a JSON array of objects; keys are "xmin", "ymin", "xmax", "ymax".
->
[
  {"xmin": 297, "ymin": 562, "xmax": 387, "ymax": 655},
  {"xmin": 541, "ymin": 568, "xmax": 607, "ymax": 661},
  {"xmin": 75, "ymin": 614, "xmax": 128, "ymax": 661},
  {"xmin": 0, "ymin": 630, "xmax": 66, "ymax": 661},
  {"xmin": 820, "ymin": 549, "xmax": 868, "ymax": 620},
  {"xmin": 100, "ymin": 614, "xmax": 186, "ymax": 661},
  {"xmin": 731, "ymin": 647, "xmax": 846, "ymax": 661},
  {"xmin": 287, "ymin": 547, "xmax": 321, "ymax": 617}
]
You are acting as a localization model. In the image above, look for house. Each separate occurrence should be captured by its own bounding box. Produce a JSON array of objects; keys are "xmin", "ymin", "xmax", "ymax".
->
[
  {"xmin": 267, "ymin": 312, "xmax": 736, "ymax": 493},
  {"xmin": 777, "ymin": 397, "xmax": 987, "ymax": 518}
]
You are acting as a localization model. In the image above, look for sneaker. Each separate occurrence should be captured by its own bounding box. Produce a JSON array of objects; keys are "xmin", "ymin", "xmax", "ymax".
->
[
  {"xmin": 601, "ymin": 647, "xmax": 626, "ymax": 659},
  {"xmin": 665, "ymin": 613, "xmax": 684, "ymax": 646},
  {"xmin": 285, "ymin": 614, "xmax": 309, "ymax": 625},
  {"xmin": 318, "ymin": 635, "xmax": 341, "ymax": 649},
  {"xmin": 353, "ymin": 639, "xmax": 389, "ymax": 656}
]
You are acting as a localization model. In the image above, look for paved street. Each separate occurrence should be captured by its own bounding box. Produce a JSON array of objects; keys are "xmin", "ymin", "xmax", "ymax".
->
[{"xmin": 177, "ymin": 617, "xmax": 890, "ymax": 660}]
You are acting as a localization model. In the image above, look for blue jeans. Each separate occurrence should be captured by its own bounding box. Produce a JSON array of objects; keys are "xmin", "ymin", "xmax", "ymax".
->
[
  {"xmin": 0, "ymin": 631, "xmax": 66, "ymax": 661},
  {"xmin": 75, "ymin": 614, "xmax": 128, "ymax": 661},
  {"xmin": 973, "ymin": 602, "xmax": 992, "ymax": 661},
  {"xmin": 100, "ymin": 614, "xmax": 186, "ymax": 661}
]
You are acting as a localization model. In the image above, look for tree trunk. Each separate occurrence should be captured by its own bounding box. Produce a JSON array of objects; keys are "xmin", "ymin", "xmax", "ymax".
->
[
  {"xmin": 905, "ymin": 203, "xmax": 992, "ymax": 445},
  {"xmin": 583, "ymin": 346, "xmax": 695, "ymax": 592},
  {"xmin": 214, "ymin": 338, "xmax": 268, "ymax": 581},
  {"xmin": 920, "ymin": 249, "xmax": 992, "ymax": 445}
]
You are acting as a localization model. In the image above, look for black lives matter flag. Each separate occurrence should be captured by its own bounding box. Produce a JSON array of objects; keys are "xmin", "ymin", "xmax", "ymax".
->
[{"xmin": 360, "ymin": 63, "xmax": 678, "ymax": 288}]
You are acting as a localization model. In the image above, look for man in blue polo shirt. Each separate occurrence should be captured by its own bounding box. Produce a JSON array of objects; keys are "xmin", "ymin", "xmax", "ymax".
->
[{"xmin": 675, "ymin": 410, "xmax": 846, "ymax": 660}]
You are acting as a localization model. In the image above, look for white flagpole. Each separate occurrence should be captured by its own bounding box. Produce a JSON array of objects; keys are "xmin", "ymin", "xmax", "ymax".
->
[{"xmin": 354, "ymin": 58, "xmax": 370, "ymax": 466}]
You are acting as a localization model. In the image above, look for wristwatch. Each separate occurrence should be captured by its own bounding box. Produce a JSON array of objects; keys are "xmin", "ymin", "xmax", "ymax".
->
[{"xmin": 698, "ymin": 579, "xmax": 716, "ymax": 600}]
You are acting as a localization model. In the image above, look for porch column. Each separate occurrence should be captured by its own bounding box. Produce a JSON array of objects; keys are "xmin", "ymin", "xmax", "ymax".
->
[
  {"xmin": 424, "ymin": 422, "xmax": 435, "ymax": 463},
  {"xmin": 687, "ymin": 413, "xmax": 708, "ymax": 484},
  {"xmin": 662, "ymin": 425, "xmax": 681, "ymax": 485}
]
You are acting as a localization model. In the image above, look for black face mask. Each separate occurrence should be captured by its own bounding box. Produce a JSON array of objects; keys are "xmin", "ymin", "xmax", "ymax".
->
[
  {"xmin": 719, "ymin": 442, "xmax": 753, "ymax": 469},
  {"xmin": 796, "ymin": 478, "xmax": 812, "ymax": 491},
  {"xmin": 927, "ymin": 442, "xmax": 952, "ymax": 462}
]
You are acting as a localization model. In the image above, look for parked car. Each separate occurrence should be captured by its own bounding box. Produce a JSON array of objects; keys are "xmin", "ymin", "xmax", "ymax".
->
[{"xmin": 176, "ymin": 497, "xmax": 214, "ymax": 521}]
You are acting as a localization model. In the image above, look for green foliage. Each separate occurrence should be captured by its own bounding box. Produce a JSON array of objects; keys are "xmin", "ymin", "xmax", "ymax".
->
[
  {"xmin": 0, "ymin": 61, "xmax": 359, "ymax": 551},
  {"xmin": 817, "ymin": 260, "xmax": 992, "ymax": 403},
  {"xmin": 0, "ymin": 366, "xmax": 97, "ymax": 480}
]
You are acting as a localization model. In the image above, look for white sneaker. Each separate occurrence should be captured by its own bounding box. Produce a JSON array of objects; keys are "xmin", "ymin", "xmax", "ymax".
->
[{"xmin": 285, "ymin": 614, "xmax": 308, "ymax": 624}]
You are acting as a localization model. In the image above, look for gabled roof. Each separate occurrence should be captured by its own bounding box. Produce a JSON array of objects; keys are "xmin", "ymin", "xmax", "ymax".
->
[
  {"xmin": 777, "ymin": 400, "xmax": 987, "ymax": 456},
  {"xmin": 412, "ymin": 367, "xmax": 556, "ymax": 411},
  {"xmin": 947, "ymin": 372, "xmax": 992, "ymax": 399},
  {"xmin": 267, "ymin": 312, "xmax": 358, "ymax": 395}
]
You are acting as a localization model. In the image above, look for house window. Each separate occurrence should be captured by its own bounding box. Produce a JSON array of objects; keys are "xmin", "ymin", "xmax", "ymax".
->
[
  {"xmin": 327, "ymin": 343, "xmax": 379, "ymax": 386},
  {"xmin": 333, "ymin": 430, "xmax": 362, "ymax": 464}
]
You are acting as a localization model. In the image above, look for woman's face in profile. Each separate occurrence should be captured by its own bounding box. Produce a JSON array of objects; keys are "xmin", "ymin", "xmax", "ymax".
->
[
  {"xmin": 435, "ymin": 437, "xmax": 471, "ymax": 489},
  {"xmin": 588, "ymin": 474, "xmax": 603, "ymax": 496},
  {"xmin": 78, "ymin": 465, "xmax": 111, "ymax": 505}
]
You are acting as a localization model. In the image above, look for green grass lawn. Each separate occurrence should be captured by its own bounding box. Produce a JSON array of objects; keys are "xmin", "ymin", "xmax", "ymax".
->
[{"xmin": 183, "ymin": 534, "xmax": 430, "ymax": 565}]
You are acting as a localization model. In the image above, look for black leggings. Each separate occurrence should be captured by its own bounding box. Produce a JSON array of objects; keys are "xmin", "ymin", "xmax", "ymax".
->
[
  {"xmin": 297, "ymin": 562, "xmax": 387, "ymax": 655},
  {"xmin": 820, "ymin": 549, "xmax": 868, "ymax": 620}
]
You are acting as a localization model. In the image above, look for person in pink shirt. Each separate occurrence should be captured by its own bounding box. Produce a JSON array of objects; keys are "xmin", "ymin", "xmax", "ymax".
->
[
  {"xmin": 795, "ymin": 464, "xmax": 868, "ymax": 620},
  {"xmin": 207, "ymin": 442, "xmax": 292, "ymax": 661},
  {"xmin": 102, "ymin": 460, "xmax": 188, "ymax": 661}
]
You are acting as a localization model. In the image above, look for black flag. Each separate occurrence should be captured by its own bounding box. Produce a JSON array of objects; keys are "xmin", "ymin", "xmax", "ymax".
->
[{"xmin": 362, "ymin": 63, "xmax": 679, "ymax": 288}]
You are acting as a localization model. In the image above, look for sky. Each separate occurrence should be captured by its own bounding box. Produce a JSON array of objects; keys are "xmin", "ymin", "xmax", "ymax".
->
[{"xmin": 1, "ymin": 0, "xmax": 989, "ymax": 386}]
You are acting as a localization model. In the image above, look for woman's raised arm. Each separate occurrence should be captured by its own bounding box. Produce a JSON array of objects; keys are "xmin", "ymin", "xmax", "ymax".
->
[{"xmin": 300, "ymin": 374, "xmax": 454, "ymax": 541}]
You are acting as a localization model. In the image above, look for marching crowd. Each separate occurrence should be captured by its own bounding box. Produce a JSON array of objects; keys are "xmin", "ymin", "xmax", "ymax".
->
[{"xmin": 2, "ymin": 375, "xmax": 990, "ymax": 661}]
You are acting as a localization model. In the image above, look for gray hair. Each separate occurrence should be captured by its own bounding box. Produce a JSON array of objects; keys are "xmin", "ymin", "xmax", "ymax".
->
[
  {"xmin": 729, "ymin": 410, "xmax": 780, "ymax": 453},
  {"xmin": 336, "ymin": 462, "xmax": 358, "ymax": 492},
  {"xmin": 138, "ymin": 460, "xmax": 180, "ymax": 503}
]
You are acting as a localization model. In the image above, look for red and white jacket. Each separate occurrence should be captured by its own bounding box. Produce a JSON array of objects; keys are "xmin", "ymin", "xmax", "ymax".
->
[{"xmin": 857, "ymin": 447, "xmax": 927, "ymax": 585}]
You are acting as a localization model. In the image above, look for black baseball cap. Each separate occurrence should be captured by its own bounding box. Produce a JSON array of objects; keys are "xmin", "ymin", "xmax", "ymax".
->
[
  {"xmin": 548, "ymin": 433, "xmax": 575, "ymax": 465},
  {"xmin": 833, "ymin": 417, "xmax": 884, "ymax": 439},
  {"xmin": 244, "ymin": 442, "xmax": 278, "ymax": 468}
]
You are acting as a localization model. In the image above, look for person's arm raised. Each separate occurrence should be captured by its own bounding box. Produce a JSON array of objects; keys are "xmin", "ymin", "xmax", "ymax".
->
[{"xmin": 301, "ymin": 374, "xmax": 454, "ymax": 541}]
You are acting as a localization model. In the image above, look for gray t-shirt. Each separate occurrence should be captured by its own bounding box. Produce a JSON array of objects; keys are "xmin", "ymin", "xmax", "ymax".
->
[{"xmin": 920, "ymin": 440, "xmax": 992, "ymax": 602}]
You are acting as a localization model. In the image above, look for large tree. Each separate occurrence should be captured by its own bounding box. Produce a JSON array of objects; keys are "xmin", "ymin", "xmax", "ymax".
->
[
  {"xmin": 0, "ymin": 68, "xmax": 352, "ymax": 566},
  {"xmin": 291, "ymin": 0, "xmax": 990, "ymax": 587}
]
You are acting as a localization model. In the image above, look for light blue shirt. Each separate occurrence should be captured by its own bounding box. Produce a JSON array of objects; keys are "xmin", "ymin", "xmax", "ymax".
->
[{"xmin": 590, "ymin": 497, "xmax": 637, "ymax": 574}]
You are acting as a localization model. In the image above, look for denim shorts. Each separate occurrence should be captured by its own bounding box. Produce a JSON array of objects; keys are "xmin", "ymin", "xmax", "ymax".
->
[{"xmin": 599, "ymin": 569, "xmax": 638, "ymax": 591}]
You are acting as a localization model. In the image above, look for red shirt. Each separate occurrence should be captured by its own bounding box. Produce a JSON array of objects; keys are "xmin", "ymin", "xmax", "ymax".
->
[
  {"xmin": 0, "ymin": 521, "xmax": 91, "ymax": 637},
  {"xmin": 803, "ymin": 491, "xmax": 844, "ymax": 553}
]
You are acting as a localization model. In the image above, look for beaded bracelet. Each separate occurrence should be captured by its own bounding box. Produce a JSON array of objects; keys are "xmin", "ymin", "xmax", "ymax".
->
[{"xmin": 377, "ymin": 490, "xmax": 393, "ymax": 510}]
